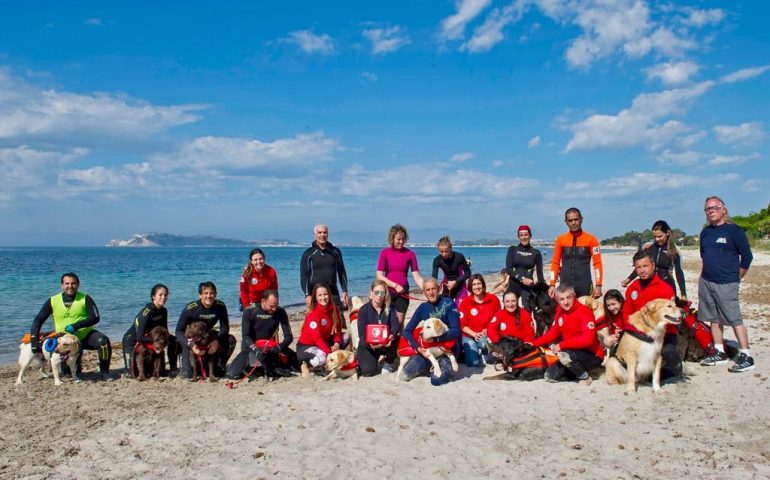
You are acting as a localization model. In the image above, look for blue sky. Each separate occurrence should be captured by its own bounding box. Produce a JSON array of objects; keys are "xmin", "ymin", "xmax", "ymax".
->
[{"xmin": 0, "ymin": 1, "xmax": 768, "ymax": 245}]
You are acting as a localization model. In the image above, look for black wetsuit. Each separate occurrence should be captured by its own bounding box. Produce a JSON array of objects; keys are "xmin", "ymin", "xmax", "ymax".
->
[
  {"xmin": 626, "ymin": 243, "xmax": 687, "ymax": 298},
  {"xmin": 30, "ymin": 292, "xmax": 111, "ymax": 375},
  {"xmin": 122, "ymin": 303, "xmax": 179, "ymax": 376},
  {"xmin": 356, "ymin": 302, "xmax": 401, "ymax": 376},
  {"xmin": 431, "ymin": 251, "xmax": 472, "ymax": 299},
  {"xmin": 300, "ymin": 241, "xmax": 348, "ymax": 309},
  {"xmin": 227, "ymin": 304, "xmax": 296, "ymax": 378},
  {"xmin": 505, "ymin": 244, "xmax": 544, "ymax": 308},
  {"xmin": 175, "ymin": 300, "xmax": 236, "ymax": 378}
]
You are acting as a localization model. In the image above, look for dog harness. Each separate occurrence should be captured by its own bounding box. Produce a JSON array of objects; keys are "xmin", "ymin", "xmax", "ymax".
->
[
  {"xmin": 509, "ymin": 347, "xmax": 558, "ymax": 370},
  {"xmin": 339, "ymin": 359, "xmax": 359, "ymax": 371},
  {"xmin": 397, "ymin": 326, "xmax": 456, "ymax": 357}
]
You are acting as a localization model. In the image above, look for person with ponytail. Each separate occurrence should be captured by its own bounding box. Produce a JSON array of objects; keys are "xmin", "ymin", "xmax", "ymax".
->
[
  {"xmin": 239, "ymin": 248, "xmax": 279, "ymax": 310},
  {"xmin": 621, "ymin": 220, "xmax": 686, "ymax": 299}
]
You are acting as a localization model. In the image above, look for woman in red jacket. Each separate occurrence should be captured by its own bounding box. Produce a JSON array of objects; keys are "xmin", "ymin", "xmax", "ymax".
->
[
  {"xmin": 239, "ymin": 248, "xmax": 279, "ymax": 310},
  {"xmin": 297, "ymin": 283, "xmax": 344, "ymax": 377},
  {"xmin": 458, "ymin": 274, "xmax": 501, "ymax": 367},
  {"xmin": 488, "ymin": 291, "xmax": 536, "ymax": 345}
]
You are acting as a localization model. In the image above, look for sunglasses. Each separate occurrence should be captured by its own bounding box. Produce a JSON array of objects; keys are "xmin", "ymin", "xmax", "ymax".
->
[{"xmin": 372, "ymin": 291, "xmax": 387, "ymax": 297}]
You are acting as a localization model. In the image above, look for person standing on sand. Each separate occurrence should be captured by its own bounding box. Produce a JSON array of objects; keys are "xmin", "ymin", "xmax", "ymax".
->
[
  {"xmin": 431, "ymin": 235, "xmax": 472, "ymax": 302},
  {"xmin": 505, "ymin": 224, "xmax": 544, "ymax": 309},
  {"xmin": 29, "ymin": 272, "xmax": 114, "ymax": 381},
  {"xmin": 376, "ymin": 224, "xmax": 425, "ymax": 327},
  {"xmin": 300, "ymin": 224, "xmax": 349, "ymax": 313},
  {"xmin": 548, "ymin": 208, "xmax": 603, "ymax": 299},
  {"xmin": 697, "ymin": 196, "xmax": 755, "ymax": 372},
  {"xmin": 621, "ymin": 220, "xmax": 687, "ymax": 300}
]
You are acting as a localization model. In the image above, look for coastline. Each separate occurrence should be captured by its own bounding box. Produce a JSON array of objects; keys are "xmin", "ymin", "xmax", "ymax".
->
[{"xmin": 2, "ymin": 250, "xmax": 769, "ymax": 478}]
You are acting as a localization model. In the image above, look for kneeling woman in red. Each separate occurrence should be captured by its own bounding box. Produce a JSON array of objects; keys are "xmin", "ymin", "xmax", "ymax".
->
[
  {"xmin": 356, "ymin": 279, "xmax": 400, "ymax": 376},
  {"xmin": 297, "ymin": 283, "xmax": 345, "ymax": 376},
  {"xmin": 488, "ymin": 291, "xmax": 535, "ymax": 345},
  {"xmin": 239, "ymin": 248, "xmax": 278, "ymax": 310},
  {"xmin": 458, "ymin": 274, "xmax": 501, "ymax": 367},
  {"xmin": 597, "ymin": 289, "xmax": 624, "ymax": 349}
]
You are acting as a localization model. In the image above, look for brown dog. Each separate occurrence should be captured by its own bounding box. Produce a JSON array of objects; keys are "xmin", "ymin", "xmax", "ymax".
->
[
  {"xmin": 136, "ymin": 326, "xmax": 170, "ymax": 381},
  {"xmin": 185, "ymin": 322, "xmax": 217, "ymax": 382},
  {"xmin": 604, "ymin": 298, "xmax": 684, "ymax": 394}
]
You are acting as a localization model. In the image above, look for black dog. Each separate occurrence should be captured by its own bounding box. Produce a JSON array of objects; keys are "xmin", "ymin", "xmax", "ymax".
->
[
  {"xmin": 485, "ymin": 337, "xmax": 548, "ymax": 381},
  {"xmin": 526, "ymin": 283, "xmax": 556, "ymax": 337}
]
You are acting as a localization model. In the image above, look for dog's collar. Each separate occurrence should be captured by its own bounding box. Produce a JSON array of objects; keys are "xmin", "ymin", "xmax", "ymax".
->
[{"xmin": 340, "ymin": 359, "xmax": 358, "ymax": 371}]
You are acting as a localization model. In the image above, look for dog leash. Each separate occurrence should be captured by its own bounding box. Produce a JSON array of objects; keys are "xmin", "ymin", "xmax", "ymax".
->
[
  {"xmin": 399, "ymin": 293, "xmax": 427, "ymax": 302},
  {"xmin": 225, "ymin": 362, "xmax": 260, "ymax": 389}
]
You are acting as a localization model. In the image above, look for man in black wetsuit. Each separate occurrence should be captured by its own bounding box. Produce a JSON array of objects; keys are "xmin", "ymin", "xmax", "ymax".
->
[
  {"xmin": 29, "ymin": 272, "xmax": 114, "ymax": 381},
  {"xmin": 226, "ymin": 290, "xmax": 296, "ymax": 379},
  {"xmin": 505, "ymin": 225, "xmax": 544, "ymax": 309},
  {"xmin": 175, "ymin": 281, "xmax": 237, "ymax": 378},
  {"xmin": 300, "ymin": 223, "xmax": 349, "ymax": 311}
]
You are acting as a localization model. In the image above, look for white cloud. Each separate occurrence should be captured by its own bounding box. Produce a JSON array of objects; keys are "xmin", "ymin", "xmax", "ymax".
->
[
  {"xmin": 656, "ymin": 149, "xmax": 704, "ymax": 166},
  {"xmin": 83, "ymin": 18, "xmax": 102, "ymax": 26},
  {"xmin": 528, "ymin": 135, "xmax": 541, "ymax": 148},
  {"xmin": 363, "ymin": 26, "xmax": 410, "ymax": 54},
  {"xmin": 742, "ymin": 179, "xmax": 764, "ymax": 192},
  {"xmin": 0, "ymin": 70, "xmax": 203, "ymax": 142},
  {"xmin": 156, "ymin": 131, "xmax": 341, "ymax": 172},
  {"xmin": 491, "ymin": 159, "xmax": 504, "ymax": 167},
  {"xmin": 708, "ymin": 153, "xmax": 760, "ymax": 166},
  {"xmin": 361, "ymin": 71, "xmax": 378, "ymax": 82},
  {"xmin": 721, "ymin": 65, "xmax": 770, "ymax": 84},
  {"xmin": 0, "ymin": 146, "xmax": 89, "ymax": 190},
  {"xmin": 451, "ymin": 152, "xmax": 475, "ymax": 162},
  {"xmin": 461, "ymin": 0, "xmax": 529, "ymax": 53},
  {"xmin": 439, "ymin": 0, "xmax": 492, "ymax": 41},
  {"xmin": 286, "ymin": 30, "xmax": 335, "ymax": 55},
  {"xmin": 565, "ymin": 81, "xmax": 714, "ymax": 152},
  {"xmin": 645, "ymin": 61, "xmax": 699, "ymax": 85},
  {"xmin": 713, "ymin": 122, "xmax": 765, "ymax": 145},
  {"xmin": 681, "ymin": 8, "xmax": 726, "ymax": 28},
  {"xmin": 553, "ymin": 172, "xmax": 699, "ymax": 200},
  {"xmin": 339, "ymin": 164, "xmax": 539, "ymax": 200}
]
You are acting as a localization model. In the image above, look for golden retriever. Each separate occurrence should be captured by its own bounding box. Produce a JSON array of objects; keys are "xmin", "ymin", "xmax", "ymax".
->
[
  {"xmin": 324, "ymin": 349, "xmax": 359, "ymax": 380},
  {"xmin": 604, "ymin": 298, "xmax": 684, "ymax": 394},
  {"xmin": 16, "ymin": 333, "xmax": 81, "ymax": 386},
  {"xmin": 397, "ymin": 317, "xmax": 459, "ymax": 380}
]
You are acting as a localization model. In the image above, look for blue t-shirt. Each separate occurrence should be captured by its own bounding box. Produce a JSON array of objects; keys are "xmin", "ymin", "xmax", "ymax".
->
[
  {"xmin": 403, "ymin": 297, "xmax": 460, "ymax": 351},
  {"xmin": 700, "ymin": 223, "xmax": 753, "ymax": 284}
]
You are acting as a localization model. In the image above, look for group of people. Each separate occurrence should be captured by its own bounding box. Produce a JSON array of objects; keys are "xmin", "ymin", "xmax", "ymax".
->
[{"xmin": 26, "ymin": 195, "xmax": 755, "ymax": 385}]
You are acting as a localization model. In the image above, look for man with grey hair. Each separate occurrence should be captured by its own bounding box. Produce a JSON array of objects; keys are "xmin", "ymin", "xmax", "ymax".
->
[
  {"xmin": 698, "ymin": 196, "xmax": 755, "ymax": 372},
  {"xmin": 300, "ymin": 223, "xmax": 349, "ymax": 311},
  {"xmin": 530, "ymin": 283, "xmax": 604, "ymax": 385}
]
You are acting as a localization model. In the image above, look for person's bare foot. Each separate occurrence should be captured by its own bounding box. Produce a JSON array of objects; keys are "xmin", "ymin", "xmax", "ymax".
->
[
  {"xmin": 579, "ymin": 376, "xmax": 592, "ymax": 386},
  {"xmin": 300, "ymin": 362, "xmax": 310, "ymax": 378}
]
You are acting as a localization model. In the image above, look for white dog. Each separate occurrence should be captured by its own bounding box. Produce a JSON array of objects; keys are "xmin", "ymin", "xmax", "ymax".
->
[
  {"xmin": 16, "ymin": 333, "xmax": 81, "ymax": 386},
  {"xmin": 397, "ymin": 317, "xmax": 459, "ymax": 380}
]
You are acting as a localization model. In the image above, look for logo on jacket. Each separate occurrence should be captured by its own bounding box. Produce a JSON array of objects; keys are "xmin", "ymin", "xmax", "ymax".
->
[
  {"xmin": 500, "ymin": 322, "xmax": 507, "ymax": 331},
  {"xmin": 250, "ymin": 278, "xmax": 258, "ymax": 285},
  {"xmin": 558, "ymin": 317, "xmax": 564, "ymax": 327},
  {"xmin": 631, "ymin": 291, "xmax": 638, "ymax": 300},
  {"xmin": 309, "ymin": 321, "xmax": 318, "ymax": 329},
  {"xmin": 470, "ymin": 308, "xmax": 478, "ymax": 316},
  {"xmin": 321, "ymin": 318, "xmax": 328, "ymax": 327},
  {"xmin": 588, "ymin": 321, "xmax": 595, "ymax": 329},
  {"xmin": 716, "ymin": 237, "xmax": 727, "ymax": 244}
]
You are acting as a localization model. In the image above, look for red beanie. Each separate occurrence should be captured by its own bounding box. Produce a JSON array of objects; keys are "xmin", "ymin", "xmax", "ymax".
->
[{"xmin": 517, "ymin": 225, "xmax": 531, "ymax": 235}]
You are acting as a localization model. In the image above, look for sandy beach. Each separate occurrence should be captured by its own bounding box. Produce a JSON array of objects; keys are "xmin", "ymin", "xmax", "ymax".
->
[{"xmin": 2, "ymin": 250, "xmax": 770, "ymax": 479}]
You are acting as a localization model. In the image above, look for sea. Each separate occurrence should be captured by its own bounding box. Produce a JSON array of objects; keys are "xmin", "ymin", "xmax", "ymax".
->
[{"xmin": 0, "ymin": 245, "xmax": 559, "ymax": 364}]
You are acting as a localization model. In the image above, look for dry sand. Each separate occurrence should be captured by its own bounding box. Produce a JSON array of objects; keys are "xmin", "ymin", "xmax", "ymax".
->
[{"xmin": 2, "ymin": 251, "xmax": 770, "ymax": 479}]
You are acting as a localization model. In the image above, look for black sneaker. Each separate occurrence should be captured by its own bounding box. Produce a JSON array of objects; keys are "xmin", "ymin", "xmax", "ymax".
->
[
  {"xmin": 728, "ymin": 353, "xmax": 755, "ymax": 372},
  {"xmin": 700, "ymin": 350, "xmax": 729, "ymax": 366}
]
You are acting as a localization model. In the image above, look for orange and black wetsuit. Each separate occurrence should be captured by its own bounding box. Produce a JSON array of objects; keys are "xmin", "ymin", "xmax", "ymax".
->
[{"xmin": 549, "ymin": 230, "xmax": 603, "ymax": 297}]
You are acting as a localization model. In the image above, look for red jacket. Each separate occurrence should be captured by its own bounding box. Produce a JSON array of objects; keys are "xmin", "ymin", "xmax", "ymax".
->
[
  {"xmin": 459, "ymin": 293, "xmax": 501, "ymax": 338},
  {"xmin": 596, "ymin": 312, "xmax": 623, "ymax": 335},
  {"xmin": 239, "ymin": 265, "xmax": 278, "ymax": 307},
  {"xmin": 623, "ymin": 274, "xmax": 676, "ymax": 334},
  {"xmin": 297, "ymin": 303, "xmax": 342, "ymax": 354},
  {"xmin": 532, "ymin": 301, "xmax": 604, "ymax": 359},
  {"xmin": 487, "ymin": 308, "xmax": 535, "ymax": 344}
]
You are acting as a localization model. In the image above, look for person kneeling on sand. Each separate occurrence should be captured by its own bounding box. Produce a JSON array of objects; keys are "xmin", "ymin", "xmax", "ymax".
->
[
  {"xmin": 356, "ymin": 280, "xmax": 400, "ymax": 376},
  {"xmin": 530, "ymin": 284, "xmax": 604, "ymax": 385},
  {"xmin": 296, "ymin": 283, "xmax": 348, "ymax": 377},
  {"xmin": 227, "ymin": 290, "xmax": 297, "ymax": 380},
  {"xmin": 400, "ymin": 278, "xmax": 460, "ymax": 386}
]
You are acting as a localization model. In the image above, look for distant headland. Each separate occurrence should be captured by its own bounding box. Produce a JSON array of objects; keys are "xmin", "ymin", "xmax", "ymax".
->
[{"xmin": 106, "ymin": 233, "xmax": 298, "ymax": 247}]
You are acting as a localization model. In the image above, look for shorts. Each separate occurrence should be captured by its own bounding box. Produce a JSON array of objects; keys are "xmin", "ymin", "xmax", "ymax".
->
[
  {"xmin": 391, "ymin": 295, "xmax": 409, "ymax": 314},
  {"xmin": 698, "ymin": 277, "xmax": 742, "ymax": 327}
]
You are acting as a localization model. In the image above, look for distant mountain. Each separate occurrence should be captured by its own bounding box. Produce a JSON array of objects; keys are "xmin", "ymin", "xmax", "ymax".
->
[{"xmin": 106, "ymin": 233, "xmax": 298, "ymax": 247}]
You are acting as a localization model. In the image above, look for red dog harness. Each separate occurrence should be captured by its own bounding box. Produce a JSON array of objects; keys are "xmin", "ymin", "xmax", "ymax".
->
[
  {"xmin": 397, "ymin": 326, "xmax": 455, "ymax": 357},
  {"xmin": 340, "ymin": 359, "xmax": 359, "ymax": 371}
]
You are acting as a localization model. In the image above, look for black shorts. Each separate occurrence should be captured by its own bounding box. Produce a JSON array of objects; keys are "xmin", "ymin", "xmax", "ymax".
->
[{"xmin": 391, "ymin": 295, "xmax": 409, "ymax": 314}]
